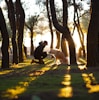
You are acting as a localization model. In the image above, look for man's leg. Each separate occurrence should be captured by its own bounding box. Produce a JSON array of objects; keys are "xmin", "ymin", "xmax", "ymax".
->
[
  {"xmin": 31, "ymin": 55, "xmax": 41, "ymax": 64},
  {"xmin": 39, "ymin": 59, "xmax": 44, "ymax": 64},
  {"xmin": 31, "ymin": 59, "xmax": 34, "ymax": 64},
  {"xmin": 37, "ymin": 52, "xmax": 47, "ymax": 64}
]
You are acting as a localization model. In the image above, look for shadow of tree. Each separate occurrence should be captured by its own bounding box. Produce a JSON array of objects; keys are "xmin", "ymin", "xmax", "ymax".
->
[{"xmin": 0, "ymin": 59, "xmax": 99, "ymax": 100}]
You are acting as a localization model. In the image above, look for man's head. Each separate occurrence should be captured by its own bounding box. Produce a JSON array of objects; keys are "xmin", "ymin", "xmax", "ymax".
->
[{"xmin": 43, "ymin": 41, "xmax": 48, "ymax": 46}]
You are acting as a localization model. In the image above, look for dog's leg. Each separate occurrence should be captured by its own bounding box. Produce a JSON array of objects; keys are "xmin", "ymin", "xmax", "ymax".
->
[{"xmin": 49, "ymin": 54, "xmax": 57, "ymax": 65}]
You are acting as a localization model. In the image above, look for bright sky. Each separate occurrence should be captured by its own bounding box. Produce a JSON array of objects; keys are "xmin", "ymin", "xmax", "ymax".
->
[
  {"xmin": 0, "ymin": 0, "xmax": 90, "ymax": 20},
  {"xmin": 0, "ymin": 0, "xmax": 90, "ymax": 51},
  {"xmin": 0, "ymin": 0, "xmax": 39, "ymax": 19}
]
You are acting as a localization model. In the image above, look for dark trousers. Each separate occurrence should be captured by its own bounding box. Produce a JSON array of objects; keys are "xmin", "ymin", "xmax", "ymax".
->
[
  {"xmin": 34, "ymin": 52, "xmax": 47, "ymax": 60},
  {"xmin": 41, "ymin": 52, "xmax": 47, "ymax": 59}
]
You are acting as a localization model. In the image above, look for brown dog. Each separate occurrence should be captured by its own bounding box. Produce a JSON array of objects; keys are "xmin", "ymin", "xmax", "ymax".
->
[{"xmin": 49, "ymin": 49, "xmax": 68, "ymax": 65}]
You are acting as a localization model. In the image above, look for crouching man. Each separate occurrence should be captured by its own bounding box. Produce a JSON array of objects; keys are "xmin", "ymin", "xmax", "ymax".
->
[{"xmin": 31, "ymin": 41, "xmax": 48, "ymax": 64}]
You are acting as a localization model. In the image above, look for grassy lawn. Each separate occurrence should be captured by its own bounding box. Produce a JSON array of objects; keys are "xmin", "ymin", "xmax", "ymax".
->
[{"xmin": 0, "ymin": 58, "xmax": 99, "ymax": 100}]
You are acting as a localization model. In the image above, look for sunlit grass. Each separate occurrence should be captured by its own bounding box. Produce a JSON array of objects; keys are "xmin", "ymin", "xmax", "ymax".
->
[
  {"xmin": 82, "ymin": 73, "xmax": 99, "ymax": 93},
  {"xmin": 0, "ymin": 59, "xmax": 55, "ymax": 99},
  {"xmin": 2, "ymin": 86, "xmax": 26, "ymax": 99},
  {"xmin": 0, "ymin": 70, "xmax": 13, "ymax": 75},
  {"xmin": 11, "ymin": 59, "xmax": 32, "ymax": 68},
  {"xmin": 58, "ymin": 74, "xmax": 73, "ymax": 98},
  {"xmin": 58, "ymin": 86, "xmax": 73, "ymax": 98},
  {"xmin": 0, "ymin": 58, "xmax": 99, "ymax": 100},
  {"xmin": 1, "ymin": 77, "xmax": 36, "ymax": 99}
]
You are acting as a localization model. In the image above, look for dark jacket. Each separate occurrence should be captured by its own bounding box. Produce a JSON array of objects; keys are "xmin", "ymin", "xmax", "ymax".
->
[{"xmin": 34, "ymin": 44, "xmax": 45, "ymax": 59}]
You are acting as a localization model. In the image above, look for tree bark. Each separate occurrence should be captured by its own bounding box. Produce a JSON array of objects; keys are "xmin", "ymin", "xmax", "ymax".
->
[
  {"xmin": 0, "ymin": 8, "xmax": 9, "ymax": 69},
  {"xmin": 61, "ymin": 35, "xmax": 68, "ymax": 57},
  {"xmin": 73, "ymin": 0, "xmax": 86, "ymax": 58},
  {"xmin": 30, "ymin": 30, "xmax": 34, "ymax": 55},
  {"xmin": 5, "ymin": 0, "xmax": 18, "ymax": 64},
  {"xmin": 50, "ymin": 0, "xmax": 77, "ymax": 65},
  {"xmin": 15, "ymin": 0, "xmax": 25, "ymax": 63},
  {"xmin": 46, "ymin": 0, "xmax": 54, "ymax": 48},
  {"xmin": 56, "ymin": 31, "xmax": 60, "ymax": 49},
  {"xmin": 87, "ymin": 0, "xmax": 99, "ymax": 67},
  {"xmin": 61, "ymin": 0, "xmax": 68, "ymax": 57}
]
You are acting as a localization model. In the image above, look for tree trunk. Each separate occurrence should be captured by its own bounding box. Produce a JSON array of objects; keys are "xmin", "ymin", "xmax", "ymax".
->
[
  {"xmin": 73, "ymin": 0, "xmax": 86, "ymax": 58},
  {"xmin": 56, "ymin": 31, "xmax": 60, "ymax": 49},
  {"xmin": 5, "ymin": 0, "xmax": 18, "ymax": 64},
  {"xmin": 46, "ymin": 0, "xmax": 54, "ymax": 48},
  {"xmin": 50, "ymin": 0, "xmax": 77, "ymax": 65},
  {"xmin": 30, "ymin": 30, "xmax": 34, "ymax": 55},
  {"xmin": 61, "ymin": 0, "xmax": 68, "ymax": 57},
  {"xmin": 0, "ymin": 8, "xmax": 9, "ymax": 69},
  {"xmin": 61, "ymin": 35, "xmax": 68, "ymax": 57},
  {"xmin": 16, "ymin": 0, "xmax": 25, "ymax": 63},
  {"xmin": 87, "ymin": 0, "xmax": 99, "ymax": 67}
]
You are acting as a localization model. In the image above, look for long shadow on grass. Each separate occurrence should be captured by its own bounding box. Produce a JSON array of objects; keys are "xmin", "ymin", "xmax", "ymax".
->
[
  {"xmin": 0, "ymin": 59, "xmax": 67, "ymax": 100},
  {"xmin": 18, "ymin": 63, "xmax": 69, "ymax": 100},
  {"xmin": 0, "ymin": 60, "xmax": 99, "ymax": 100},
  {"xmin": 0, "ymin": 59, "xmax": 58, "ymax": 99}
]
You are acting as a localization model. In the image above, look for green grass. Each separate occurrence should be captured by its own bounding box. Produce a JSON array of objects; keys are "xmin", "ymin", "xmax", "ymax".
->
[{"xmin": 0, "ymin": 58, "xmax": 99, "ymax": 100}]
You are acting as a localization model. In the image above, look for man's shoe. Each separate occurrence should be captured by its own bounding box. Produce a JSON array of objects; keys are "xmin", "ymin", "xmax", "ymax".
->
[{"xmin": 31, "ymin": 59, "xmax": 34, "ymax": 64}]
